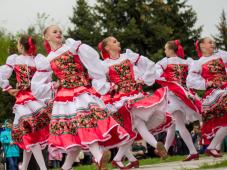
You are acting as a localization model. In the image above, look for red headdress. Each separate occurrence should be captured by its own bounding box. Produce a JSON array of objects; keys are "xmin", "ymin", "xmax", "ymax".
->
[
  {"xmin": 44, "ymin": 40, "xmax": 51, "ymax": 54},
  {"xmin": 195, "ymin": 40, "xmax": 202, "ymax": 58},
  {"xmin": 174, "ymin": 40, "xmax": 185, "ymax": 58},
  {"xmin": 98, "ymin": 41, "xmax": 110, "ymax": 60},
  {"xmin": 28, "ymin": 37, "xmax": 37, "ymax": 56}
]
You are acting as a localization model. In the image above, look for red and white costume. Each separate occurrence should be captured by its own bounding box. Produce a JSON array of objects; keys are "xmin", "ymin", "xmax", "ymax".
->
[
  {"xmin": 99, "ymin": 49, "xmax": 172, "ymax": 137},
  {"xmin": 0, "ymin": 54, "xmax": 51, "ymax": 150},
  {"xmin": 31, "ymin": 38, "xmax": 130, "ymax": 152},
  {"xmin": 156, "ymin": 56, "xmax": 201, "ymax": 157},
  {"xmin": 156, "ymin": 56, "xmax": 201, "ymax": 123},
  {"xmin": 187, "ymin": 50, "xmax": 227, "ymax": 139}
]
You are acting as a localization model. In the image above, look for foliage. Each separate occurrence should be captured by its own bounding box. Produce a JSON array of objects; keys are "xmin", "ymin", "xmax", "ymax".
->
[
  {"xmin": 213, "ymin": 10, "xmax": 227, "ymax": 51},
  {"xmin": 95, "ymin": 0, "xmax": 202, "ymax": 61},
  {"xmin": 67, "ymin": 0, "xmax": 101, "ymax": 47}
]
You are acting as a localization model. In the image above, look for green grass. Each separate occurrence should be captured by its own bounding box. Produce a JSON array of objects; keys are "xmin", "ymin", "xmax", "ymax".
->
[
  {"xmin": 51, "ymin": 154, "xmax": 227, "ymax": 170},
  {"xmin": 51, "ymin": 155, "xmax": 189, "ymax": 170}
]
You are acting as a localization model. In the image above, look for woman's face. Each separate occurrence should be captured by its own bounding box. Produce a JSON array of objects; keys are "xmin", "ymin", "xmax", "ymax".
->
[
  {"xmin": 105, "ymin": 37, "xmax": 121, "ymax": 53},
  {"xmin": 164, "ymin": 44, "xmax": 175, "ymax": 57},
  {"xmin": 200, "ymin": 37, "xmax": 215, "ymax": 55},
  {"xmin": 44, "ymin": 25, "xmax": 63, "ymax": 45}
]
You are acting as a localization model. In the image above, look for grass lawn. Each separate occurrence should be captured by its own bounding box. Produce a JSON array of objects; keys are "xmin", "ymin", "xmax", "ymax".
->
[
  {"xmin": 51, "ymin": 155, "xmax": 195, "ymax": 170},
  {"xmin": 51, "ymin": 154, "xmax": 227, "ymax": 170}
]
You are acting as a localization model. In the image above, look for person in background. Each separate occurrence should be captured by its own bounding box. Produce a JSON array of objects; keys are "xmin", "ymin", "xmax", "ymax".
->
[
  {"xmin": 0, "ymin": 119, "xmax": 20, "ymax": 170},
  {"xmin": 132, "ymin": 142, "xmax": 147, "ymax": 159},
  {"xmin": 191, "ymin": 124, "xmax": 202, "ymax": 153}
]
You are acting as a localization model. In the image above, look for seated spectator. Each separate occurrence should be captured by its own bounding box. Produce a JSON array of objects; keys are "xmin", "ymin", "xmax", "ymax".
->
[
  {"xmin": 132, "ymin": 141, "xmax": 147, "ymax": 159},
  {"xmin": 191, "ymin": 125, "xmax": 202, "ymax": 153}
]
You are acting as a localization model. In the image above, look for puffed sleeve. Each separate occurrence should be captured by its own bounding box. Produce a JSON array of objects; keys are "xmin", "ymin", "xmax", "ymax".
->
[
  {"xmin": 155, "ymin": 57, "xmax": 168, "ymax": 80},
  {"xmin": 65, "ymin": 38, "xmax": 111, "ymax": 95},
  {"xmin": 186, "ymin": 60, "xmax": 206, "ymax": 90},
  {"xmin": 125, "ymin": 49, "xmax": 157, "ymax": 86},
  {"xmin": 31, "ymin": 54, "xmax": 54, "ymax": 100},
  {"xmin": 216, "ymin": 50, "xmax": 227, "ymax": 71},
  {"xmin": 0, "ymin": 54, "xmax": 17, "ymax": 91}
]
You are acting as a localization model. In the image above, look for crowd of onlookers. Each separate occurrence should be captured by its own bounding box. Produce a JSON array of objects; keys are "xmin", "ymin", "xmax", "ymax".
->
[{"xmin": 1, "ymin": 119, "xmax": 227, "ymax": 170}]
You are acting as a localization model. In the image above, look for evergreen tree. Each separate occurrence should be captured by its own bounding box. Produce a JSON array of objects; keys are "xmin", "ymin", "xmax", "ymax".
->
[
  {"xmin": 95, "ymin": 0, "xmax": 202, "ymax": 61},
  {"xmin": 67, "ymin": 0, "xmax": 101, "ymax": 47},
  {"xmin": 214, "ymin": 10, "xmax": 227, "ymax": 50},
  {"xmin": 157, "ymin": 0, "xmax": 202, "ymax": 58}
]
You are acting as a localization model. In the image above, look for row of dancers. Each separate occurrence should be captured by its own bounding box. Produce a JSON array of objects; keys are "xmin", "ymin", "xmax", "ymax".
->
[{"xmin": 0, "ymin": 24, "xmax": 226, "ymax": 170}]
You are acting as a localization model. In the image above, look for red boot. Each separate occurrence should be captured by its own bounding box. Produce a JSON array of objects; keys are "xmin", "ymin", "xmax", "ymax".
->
[
  {"xmin": 205, "ymin": 149, "xmax": 222, "ymax": 158},
  {"xmin": 183, "ymin": 153, "xmax": 199, "ymax": 161}
]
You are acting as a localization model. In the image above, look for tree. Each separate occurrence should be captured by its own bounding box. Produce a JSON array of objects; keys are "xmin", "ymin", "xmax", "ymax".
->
[
  {"xmin": 95, "ymin": 0, "xmax": 202, "ymax": 61},
  {"xmin": 158, "ymin": 0, "xmax": 202, "ymax": 58},
  {"xmin": 213, "ymin": 10, "xmax": 227, "ymax": 50},
  {"xmin": 67, "ymin": 0, "xmax": 101, "ymax": 47}
]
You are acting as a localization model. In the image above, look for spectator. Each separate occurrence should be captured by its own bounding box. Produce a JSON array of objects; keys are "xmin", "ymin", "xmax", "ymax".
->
[
  {"xmin": 0, "ymin": 119, "xmax": 20, "ymax": 170},
  {"xmin": 191, "ymin": 125, "xmax": 202, "ymax": 153},
  {"xmin": 132, "ymin": 141, "xmax": 147, "ymax": 159}
]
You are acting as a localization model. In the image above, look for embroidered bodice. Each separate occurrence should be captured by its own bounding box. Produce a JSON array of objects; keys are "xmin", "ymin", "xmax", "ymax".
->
[
  {"xmin": 201, "ymin": 58, "xmax": 227, "ymax": 88},
  {"xmin": 50, "ymin": 52, "xmax": 90, "ymax": 88},
  {"xmin": 162, "ymin": 64, "xmax": 188, "ymax": 87},
  {"xmin": 108, "ymin": 59, "xmax": 142, "ymax": 94},
  {"xmin": 14, "ymin": 65, "xmax": 36, "ymax": 89}
]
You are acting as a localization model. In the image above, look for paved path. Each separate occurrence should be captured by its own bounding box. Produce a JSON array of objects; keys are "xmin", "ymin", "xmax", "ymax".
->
[{"xmin": 131, "ymin": 156, "xmax": 227, "ymax": 170}]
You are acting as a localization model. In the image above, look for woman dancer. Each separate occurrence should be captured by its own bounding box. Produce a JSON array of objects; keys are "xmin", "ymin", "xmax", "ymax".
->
[
  {"xmin": 31, "ymin": 25, "xmax": 130, "ymax": 170},
  {"xmin": 0, "ymin": 35, "xmax": 51, "ymax": 170},
  {"xmin": 98, "ymin": 36, "xmax": 173, "ymax": 169},
  {"xmin": 187, "ymin": 37, "xmax": 227, "ymax": 158},
  {"xmin": 155, "ymin": 40, "xmax": 201, "ymax": 161}
]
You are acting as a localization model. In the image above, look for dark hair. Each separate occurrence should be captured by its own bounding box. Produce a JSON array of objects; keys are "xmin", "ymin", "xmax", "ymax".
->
[
  {"xmin": 166, "ymin": 40, "xmax": 178, "ymax": 53},
  {"xmin": 19, "ymin": 35, "xmax": 37, "ymax": 55}
]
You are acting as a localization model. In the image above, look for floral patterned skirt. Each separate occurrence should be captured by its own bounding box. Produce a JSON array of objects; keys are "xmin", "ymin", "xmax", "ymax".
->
[
  {"xmin": 202, "ymin": 88, "xmax": 227, "ymax": 139},
  {"xmin": 48, "ymin": 92, "xmax": 130, "ymax": 151},
  {"xmin": 12, "ymin": 90, "xmax": 51, "ymax": 150}
]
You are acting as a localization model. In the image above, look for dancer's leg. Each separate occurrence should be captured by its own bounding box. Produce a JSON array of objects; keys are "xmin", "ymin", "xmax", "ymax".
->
[
  {"xmin": 61, "ymin": 148, "xmax": 81, "ymax": 170},
  {"xmin": 30, "ymin": 144, "xmax": 47, "ymax": 170},
  {"xmin": 164, "ymin": 124, "xmax": 176, "ymax": 152},
  {"xmin": 20, "ymin": 150, "xmax": 32, "ymax": 170},
  {"xmin": 174, "ymin": 111, "xmax": 197, "ymax": 154}
]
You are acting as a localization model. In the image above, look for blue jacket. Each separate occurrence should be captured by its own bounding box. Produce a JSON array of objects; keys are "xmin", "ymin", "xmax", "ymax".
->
[{"xmin": 0, "ymin": 120, "xmax": 20, "ymax": 158}]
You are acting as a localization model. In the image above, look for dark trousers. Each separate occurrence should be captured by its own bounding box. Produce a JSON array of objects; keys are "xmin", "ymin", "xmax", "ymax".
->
[{"xmin": 6, "ymin": 157, "xmax": 18, "ymax": 170}]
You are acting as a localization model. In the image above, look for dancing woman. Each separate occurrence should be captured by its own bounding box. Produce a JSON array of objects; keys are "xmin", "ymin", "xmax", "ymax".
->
[
  {"xmin": 155, "ymin": 40, "xmax": 201, "ymax": 161},
  {"xmin": 98, "ymin": 36, "xmax": 173, "ymax": 169},
  {"xmin": 0, "ymin": 35, "xmax": 51, "ymax": 170},
  {"xmin": 187, "ymin": 37, "xmax": 227, "ymax": 158},
  {"xmin": 31, "ymin": 25, "xmax": 130, "ymax": 170}
]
